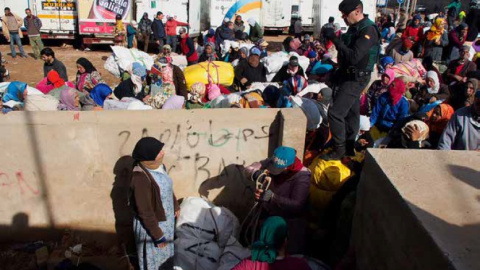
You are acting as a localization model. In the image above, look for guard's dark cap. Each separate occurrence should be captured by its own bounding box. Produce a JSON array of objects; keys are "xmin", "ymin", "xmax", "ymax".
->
[{"xmin": 339, "ymin": 0, "xmax": 362, "ymax": 15}]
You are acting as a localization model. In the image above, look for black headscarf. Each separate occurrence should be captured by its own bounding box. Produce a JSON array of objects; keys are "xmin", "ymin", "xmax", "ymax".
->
[
  {"xmin": 132, "ymin": 137, "xmax": 165, "ymax": 162},
  {"xmin": 76, "ymin": 58, "xmax": 97, "ymax": 74}
]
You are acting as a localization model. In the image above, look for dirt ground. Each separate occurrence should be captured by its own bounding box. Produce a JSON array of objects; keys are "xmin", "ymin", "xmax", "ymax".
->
[{"xmin": 1, "ymin": 35, "xmax": 288, "ymax": 88}]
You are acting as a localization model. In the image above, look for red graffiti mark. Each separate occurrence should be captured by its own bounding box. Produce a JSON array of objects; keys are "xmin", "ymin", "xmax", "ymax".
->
[
  {"xmin": 0, "ymin": 172, "xmax": 12, "ymax": 187},
  {"xmin": 73, "ymin": 112, "xmax": 80, "ymax": 121},
  {"xmin": 0, "ymin": 170, "xmax": 39, "ymax": 196},
  {"xmin": 15, "ymin": 171, "xmax": 40, "ymax": 195}
]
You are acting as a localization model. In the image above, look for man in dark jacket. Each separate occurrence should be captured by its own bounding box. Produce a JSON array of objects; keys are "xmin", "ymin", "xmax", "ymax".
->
[
  {"xmin": 234, "ymin": 47, "xmax": 267, "ymax": 90},
  {"xmin": 245, "ymin": 146, "xmax": 311, "ymax": 254},
  {"xmin": 179, "ymin": 28, "xmax": 198, "ymax": 66},
  {"xmin": 271, "ymin": 56, "xmax": 306, "ymax": 83},
  {"xmin": 138, "ymin": 12, "xmax": 152, "ymax": 52},
  {"xmin": 151, "ymin": 11, "xmax": 165, "ymax": 53},
  {"xmin": 24, "ymin": 8, "xmax": 43, "ymax": 60},
  {"xmin": 41, "ymin": 47, "xmax": 68, "ymax": 82}
]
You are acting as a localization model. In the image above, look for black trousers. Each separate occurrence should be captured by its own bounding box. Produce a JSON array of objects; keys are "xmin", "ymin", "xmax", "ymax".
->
[{"xmin": 328, "ymin": 77, "xmax": 370, "ymax": 149}]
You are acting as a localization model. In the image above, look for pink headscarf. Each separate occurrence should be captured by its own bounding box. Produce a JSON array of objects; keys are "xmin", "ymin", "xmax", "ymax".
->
[
  {"xmin": 58, "ymin": 87, "xmax": 80, "ymax": 111},
  {"xmin": 382, "ymin": 69, "xmax": 395, "ymax": 86}
]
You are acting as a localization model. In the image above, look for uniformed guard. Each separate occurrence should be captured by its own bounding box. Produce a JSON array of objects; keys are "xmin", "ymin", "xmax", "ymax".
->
[{"xmin": 322, "ymin": 0, "xmax": 380, "ymax": 160}]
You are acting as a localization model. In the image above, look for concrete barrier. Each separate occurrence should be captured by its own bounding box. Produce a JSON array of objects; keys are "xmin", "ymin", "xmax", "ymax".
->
[
  {"xmin": 0, "ymin": 109, "xmax": 306, "ymax": 243},
  {"xmin": 354, "ymin": 149, "xmax": 480, "ymax": 270}
]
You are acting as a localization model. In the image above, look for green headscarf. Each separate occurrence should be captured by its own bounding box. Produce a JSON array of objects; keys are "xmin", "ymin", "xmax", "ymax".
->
[{"xmin": 251, "ymin": 216, "xmax": 288, "ymax": 263}]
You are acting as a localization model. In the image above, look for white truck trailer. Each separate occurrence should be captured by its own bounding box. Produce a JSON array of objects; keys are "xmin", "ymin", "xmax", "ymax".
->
[
  {"xmin": 313, "ymin": 0, "xmax": 377, "ymax": 33},
  {"xmin": 135, "ymin": 0, "xmax": 209, "ymax": 37},
  {"xmin": 262, "ymin": 0, "xmax": 292, "ymax": 33}
]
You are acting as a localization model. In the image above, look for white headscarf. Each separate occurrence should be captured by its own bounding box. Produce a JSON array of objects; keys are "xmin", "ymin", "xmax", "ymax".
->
[
  {"xmin": 247, "ymin": 18, "xmax": 256, "ymax": 27},
  {"xmin": 426, "ymin": 71, "xmax": 440, "ymax": 94}
]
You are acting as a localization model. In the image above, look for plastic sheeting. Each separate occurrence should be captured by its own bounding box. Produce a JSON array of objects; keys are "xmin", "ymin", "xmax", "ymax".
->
[{"xmin": 174, "ymin": 197, "xmax": 249, "ymax": 270}]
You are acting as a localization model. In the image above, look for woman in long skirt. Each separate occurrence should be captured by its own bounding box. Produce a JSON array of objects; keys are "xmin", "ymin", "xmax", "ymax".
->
[{"xmin": 130, "ymin": 137, "xmax": 180, "ymax": 269}]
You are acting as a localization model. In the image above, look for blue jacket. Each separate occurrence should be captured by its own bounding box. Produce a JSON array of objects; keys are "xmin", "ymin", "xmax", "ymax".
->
[
  {"xmin": 370, "ymin": 92, "xmax": 409, "ymax": 130},
  {"xmin": 151, "ymin": 18, "xmax": 165, "ymax": 40}
]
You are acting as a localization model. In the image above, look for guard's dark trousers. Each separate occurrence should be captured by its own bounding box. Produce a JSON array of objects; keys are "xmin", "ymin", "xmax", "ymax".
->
[{"xmin": 328, "ymin": 77, "xmax": 370, "ymax": 155}]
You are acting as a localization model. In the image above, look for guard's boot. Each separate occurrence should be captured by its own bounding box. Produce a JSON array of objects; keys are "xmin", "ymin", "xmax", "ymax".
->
[
  {"xmin": 321, "ymin": 145, "xmax": 346, "ymax": 161},
  {"xmin": 345, "ymin": 140, "xmax": 356, "ymax": 157}
]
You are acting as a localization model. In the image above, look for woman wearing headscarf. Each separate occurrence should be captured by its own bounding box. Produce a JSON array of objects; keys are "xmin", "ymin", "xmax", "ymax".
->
[
  {"xmin": 130, "ymin": 137, "xmax": 180, "ymax": 270},
  {"xmin": 446, "ymin": 23, "xmax": 469, "ymax": 62},
  {"xmin": 427, "ymin": 103, "xmax": 455, "ymax": 148},
  {"xmin": 127, "ymin": 21, "xmax": 138, "ymax": 49},
  {"xmin": 247, "ymin": 18, "xmax": 263, "ymax": 43},
  {"xmin": 113, "ymin": 14, "xmax": 126, "ymax": 47},
  {"xmin": 232, "ymin": 216, "xmax": 311, "ymax": 270},
  {"xmin": 364, "ymin": 69, "xmax": 395, "ymax": 116},
  {"xmin": 2, "ymin": 81, "xmax": 27, "ymax": 109},
  {"xmin": 448, "ymin": 78, "xmax": 479, "ymax": 110},
  {"xmin": 47, "ymin": 70, "xmax": 78, "ymax": 100},
  {"xmin": 403, "ymin": 14, "xmax": 424, "ymax": 44},
  {"xmin": 423, "ymin": 17, "xmax": 449, "ymax": 61},
  {"xmin": 413, "ymin": 71, "xmax": 450, "ymax": 111},
  {"xmin": 75, "ymin": 58, "xmax": 105, "ymax": 93},
  {"xmin": 161, "ymin": 95, "xmax": 185, "ymax": 110},
  {"xmin": 186, "ymin": 82, "xmax": 207, "ymax": 109},
  {"xmin": 151, "ymin": 57, "xmax": 188, "ymax": 98},
  {"xmin": 114, "ymin": 62, "xmax": 148, "ymax": 101},
  {"xmin": 198, "ymin": 42, "xmax": 218, "ymax": 62},
  {"xmin": 58, "ymin": 87, "xmax": 80, "ymax": 111},
  {"xmin": 370, "ymin": 78, "xmax": 410, "ymax": 139},
  {"xmin": 80, "ymin": 83, "xmax": 112, "ymax": 111}
]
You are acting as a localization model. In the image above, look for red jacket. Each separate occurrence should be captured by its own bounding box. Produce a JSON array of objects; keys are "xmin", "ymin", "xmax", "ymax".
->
[
  {"xmin": 180, "ymin": 34, "xmax": 198, "ymax": 63},
  {"xmin": 403, "ymin": 26, "xmax": 424, "ymax": 42},
  {"xmin": 165, "ymin": 19, "xmax": 188, "ymax": 36}
]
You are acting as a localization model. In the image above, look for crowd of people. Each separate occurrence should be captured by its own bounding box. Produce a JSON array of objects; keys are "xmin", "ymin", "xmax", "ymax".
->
[{"xmin": 1, "ymin": 0, "xmax": 480, "ymax": 269}]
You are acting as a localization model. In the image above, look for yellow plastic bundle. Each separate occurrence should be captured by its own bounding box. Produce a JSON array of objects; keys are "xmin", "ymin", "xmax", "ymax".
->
[
  {"xmin": 308, "ymin": 156, "xmax": 353, "ymax": 211},
  {"xmin": 184, "ymin": 61, "xmax": 234, "ymax": 90}
]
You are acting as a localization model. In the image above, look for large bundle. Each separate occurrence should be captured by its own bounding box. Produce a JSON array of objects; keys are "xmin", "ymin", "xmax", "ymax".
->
[
  {"xmin": 391, "ymin": 59, "xmax": 427, "ymax": 80},
  {"xmin": 184, "ymin": 61, "xmax": 234, "ymax": 90},
  {"xmin": 308, "ymin": 156, "xmax": 353, "ymax": 211},
  {"xmin": 291, "ymin": 96, "xmax": 322, "ymax": 131},
  {"xmin": 174, "ymin": 197, "xmax": 249, "ymax": 270},
  {"xmin": 0, "ymin": 82, "xmax": 44, "ymax": 96},
  {"xmin": 104, "ymin": 46, "xmax": 155, "ymax": 77},
  {"xmin": 261, "ymin": 52, "xmax": 310, "ymax": 82},
  {"xmin": 25, "ymin": 95, "xmax": 59, "ymax": 111}
]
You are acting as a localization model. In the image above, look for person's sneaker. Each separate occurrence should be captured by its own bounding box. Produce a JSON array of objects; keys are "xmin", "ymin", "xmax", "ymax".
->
[{"xmin": 21, "ymin": 55, "xmax": 28, "ymax": 58}]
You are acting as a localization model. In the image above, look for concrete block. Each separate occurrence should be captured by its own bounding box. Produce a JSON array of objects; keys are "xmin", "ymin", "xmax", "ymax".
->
[{"xmin": 354, "ymin": 149, "xmax": 480, "ymax": 270}]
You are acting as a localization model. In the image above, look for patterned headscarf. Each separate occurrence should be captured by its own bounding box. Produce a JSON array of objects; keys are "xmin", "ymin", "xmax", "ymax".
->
[
  {"xmin": 58, "ymin": 87, "xmax": 79, "ymax": 111},
  {"xmin": 188, "ymin": 82, "xmax": 206, "ymax": 104},
  {"xmin": 251, "ymin": 216, "xmax": 288, "ymax": 263}
]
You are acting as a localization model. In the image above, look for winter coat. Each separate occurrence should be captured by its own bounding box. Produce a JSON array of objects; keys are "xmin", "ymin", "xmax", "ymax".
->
[
  {"xmin": 403, "ymin": 26, "xmax": 424, "ymax": 42},
  {"xmin": 24, "ymin": 15, "xmax": 42, "ymax": 33},
  {"xmin": 234, "ymin": 59, "xmax": 267, "ymax": 90},
  {"xmin": 180, "ymin": 34, "xmax": 198, "ymax": 63},
  {"xmin": 234, "ymin": 21, "xmax": 245, "ymax": 33},
  {"xmin": 1, "ymin": 13, "xmax": 23, "ymax": 41},
  {"xmin": 151, "ymin": 18, "xmax": 166, "ymax": 40},
  {"xmin": 165, "ymin": 19, "xmax": 188, "ymax": 36},
  {"xmin": 138, "ymin": 16, "xmax": 152, "ymax": 34},
  {"xmin": 370, "ymin": 92, "xmax": 410, "ymax": 131},
  {"xmin": 438, "ymin": 106, "xmax": 480, "ymax": 150},
  {"xmin": 423, "ymin": 31, "xmax": 448, "ymax": 61},
  {"xmin": 215, "ymin": 25, "xmax": 235, "ymax": 50}
]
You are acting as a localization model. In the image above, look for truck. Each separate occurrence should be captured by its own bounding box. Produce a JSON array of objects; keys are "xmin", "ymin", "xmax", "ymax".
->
[
  {"xmin": 262, "ymin": 0, "xmax": 292, "ymax": 33},
  {"xmin": 30, "ymin": 0, "xmax": 77, "ymax": 39},
  {"xmin": 135, "ymin": 0, "xmax": 209, "ymax": 37},
  {"xmin": 209, "ymin": 0, "xmax": 262, "ymax": 31},
  {"xmin": 298, "ymin": 0, "xmax": 314, "ymax": 32},
  {"xmin": 0, "ymin": 0, "xmax": 78, "ymax": 40},
  {"xmin": 313, "ymin": 0, "xmax": 377, "ymax": 34},
  {"xmin": 77, "ymin": 0, "xmax": 134, "ymax": 44}
]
